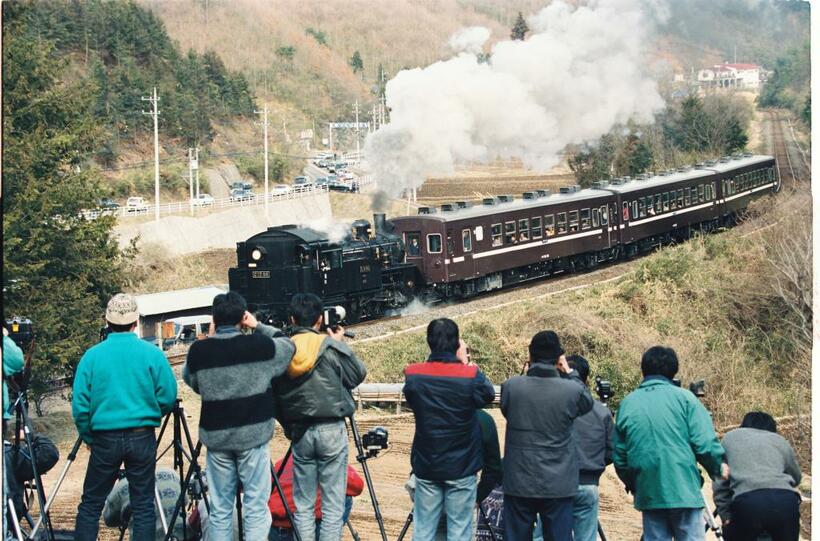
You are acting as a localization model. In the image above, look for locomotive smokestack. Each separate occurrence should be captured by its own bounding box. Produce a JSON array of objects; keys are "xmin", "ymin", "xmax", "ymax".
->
[{"xmin": 373, "ymin": 213, "xmax": 387, "ymax": 236}]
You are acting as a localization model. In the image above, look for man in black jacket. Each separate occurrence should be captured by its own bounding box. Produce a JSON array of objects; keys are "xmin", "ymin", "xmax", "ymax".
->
[
  {"xmin": 404, "ymin": 318, "xmax": 495, "ymax": 541},
  {"xmin": 567, "ymin": 354, "xmax": 613, "ymax": 541},
  {"xmin": 500, "ymin": 331, "xmax": 593, "ymax": 541},
  {"xmin": 274, "ymin": 293, "xmax": 367, "ymax": 541}
]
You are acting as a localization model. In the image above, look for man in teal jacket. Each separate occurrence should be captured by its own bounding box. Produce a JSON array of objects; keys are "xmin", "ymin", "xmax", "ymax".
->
[
  {"xmin": 72, "ymin": 293, "xmax": 178, "ymax": 541},
  {"xmin": 613, "ymin": 346, "xmax": 727, "ymax": 541},
  {"xmin": 3, "ymin": 327, "xmax": 25, "ymax": 421}
]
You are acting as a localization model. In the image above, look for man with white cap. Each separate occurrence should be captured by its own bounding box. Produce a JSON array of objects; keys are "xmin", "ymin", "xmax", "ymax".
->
[{"xmin": 72, "ymin": 293, "xmax": 178, "ymax": 541}]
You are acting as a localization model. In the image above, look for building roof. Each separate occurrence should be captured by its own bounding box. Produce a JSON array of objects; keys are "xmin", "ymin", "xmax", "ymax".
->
[
  {"xmin": 715, "ymin": 63, "xmax": 760, "ymax": 71},
  {"xmin": 135, "ymin": 285, "xmax": 227, "ymax": 317}
]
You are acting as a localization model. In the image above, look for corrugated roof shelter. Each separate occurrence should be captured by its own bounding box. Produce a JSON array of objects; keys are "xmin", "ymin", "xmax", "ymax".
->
[{"xmin": 134, "ymin": 285, "xmax": 227, "ymax": 341}]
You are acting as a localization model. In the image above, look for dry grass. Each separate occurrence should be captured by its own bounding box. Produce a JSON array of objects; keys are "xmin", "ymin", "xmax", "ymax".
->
[{"xmin": 125, "ymin": 244, "xmax": 234, "ymax": 294}]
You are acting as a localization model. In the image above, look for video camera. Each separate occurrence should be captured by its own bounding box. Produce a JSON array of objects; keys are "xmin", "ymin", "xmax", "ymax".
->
[
  {"xmin": 361, "ymin": 426, "xmax": 389, "ymax": 458},
  {"xmin": 4, "ymin": 317, "xmax": 33, "ymax": 350},
  {"xmin": 594, "ymin": 376, "xmax": 613, "ymax": 402},
  {"xmin": 672, "ymin": 378, "xmax": 707, "ymax": 398}
]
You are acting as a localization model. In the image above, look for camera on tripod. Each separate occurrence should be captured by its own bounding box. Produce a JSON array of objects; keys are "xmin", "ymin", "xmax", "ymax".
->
[
  {"xmin": 5, "ymin": 316, "xmax": 34, "ymax": 350},
  {"xmin": 672, "ymin": 378, "xmax": 707, "ymax": 398},
  {"xmin": 361, "ymin": 426, "xmax": 389, "ymax": 458},
  {"xmin": 595, "ymin": 376, "xmax": 613, "ymax": 402}
]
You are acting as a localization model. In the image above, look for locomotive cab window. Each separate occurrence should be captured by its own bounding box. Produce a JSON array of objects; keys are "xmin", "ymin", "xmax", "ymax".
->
[
  {"xmin": 462, "ymin": 229, "xmax": 472, "ymax": 252},
  {"xmin": 545, "ymin": 215, "xmax": 556, "ymax": 236},
  {"xmin": 504, "ymin": 221, "xmax": 516, "ymax": 244},
  {"xmin": 406, "ymin": 232, "xmax": 421, "ymax": 257},
  {"xmin": 323, "ymin": 250, "xmax": 342, "ymax": 270},
  {"xmin": 557, "ymin": 213, "xmax": 567, "ymax": 234},
  {"xmin": 531, "ymin": 217, "xmax": 543, "ymax": 239},
  {"xmin": 518, "ymin": 219, "xmax": 530, "ymax": 241},
  {"xmin": 427, "ymin": 234, "xmax": 442, "ymax": 254},
  {"xmin": 568, "ymin": 211, "xmax": 579, "ymax": 232},
  {"xmin": 491, "ymin": 224, "xmax": 502, "ymax": 247},
  {"xmin": 581, "ymin": 208, "xmax": 591, "ymax": 230}
]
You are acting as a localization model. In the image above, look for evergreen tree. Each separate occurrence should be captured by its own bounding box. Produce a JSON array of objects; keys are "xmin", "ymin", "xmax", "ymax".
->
[
  {"xmin": 511, "ymin": 12, "xmax": 529, "ymax": 41},
  {"xmin": 615, "ymin": 131, "xmax": 653, "ymax": 176},
  {"xmin": 349, "ymin": 50, "xmax": 364, "ymax": 75},
  {"xmin": 2, "ymin": 12, "xmax": 131, "ymax": 407},
  {"xmin": 569, "ymin": 134, "xmax": 617, "ymax": 186}
]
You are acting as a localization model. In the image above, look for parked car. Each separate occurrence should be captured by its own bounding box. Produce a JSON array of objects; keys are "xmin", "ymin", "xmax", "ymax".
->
[
  {"xmin": 191, "ymin": 193, "xmax": 215, "ymax": 207},
  {"xmin": 99, "ymin": 198, "xmax": 120, "ymax": 211},
  {"xmin": 342, "ymin": 172, "xmax": 355, "ymax": 181},
  {"xmin": 230, "ymin": 181, "xmax": 244, "ymax": 191},
  {"xmin": 229, "ymin": 189, "xmax": 254, "ymax": 202},
  {"xmin": 126, "ymin": 196, "xmax": 149, "ymax": 213},
  {"xmin": 271, "ymin": 184, "xmax": 292, "ymax": 195},
  {"xmin": 315, "ymin": 176, "xmax": 329, "ymax": 188},
  {"xmin": 293, "ymin": 176, "xmax": 314, "ymax": 190}
]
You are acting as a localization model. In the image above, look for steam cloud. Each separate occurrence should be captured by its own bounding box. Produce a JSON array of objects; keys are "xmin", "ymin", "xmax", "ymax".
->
[{"xmin": 364, "ymin": 0, "xmax": 666, "ymax": 208}]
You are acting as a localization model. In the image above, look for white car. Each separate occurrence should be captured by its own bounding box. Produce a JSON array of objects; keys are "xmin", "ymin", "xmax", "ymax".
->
[
  {"xmin": 191, "ymin": 194, "xmax": 214, "ymax": 207},
  {"xmin": 125, "ymin": 196, "xmax": 149, "ymax": 213},
  {"xmin": 342, "ymin": 172, "xmax": 355, "ymax": 180},
  {"xmin": 271, "ymin": 184, "xmax": 292, "ymax": 195}
]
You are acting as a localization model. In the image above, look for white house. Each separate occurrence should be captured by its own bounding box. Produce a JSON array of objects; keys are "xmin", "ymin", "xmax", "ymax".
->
[{"xmin": 697, "ymin": 63, "xmax": 761, "ymax": 89}]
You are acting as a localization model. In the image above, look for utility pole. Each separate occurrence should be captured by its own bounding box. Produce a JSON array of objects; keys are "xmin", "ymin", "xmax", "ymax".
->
[
  {"xmin": 371, "ymin": 105, "xmax": 377, "ymax": 133},
  {"xmin": 188, "ymin": 147, "xmax": 195, "ymax": 215},
  {"xmin": 380, "ymin": 96, "xmax": 386, "ymax": 126},
  {"xmin": 194, "ymin": 147, "xmax": 200, "ymax": 199},
  {"xmin": 329, "ymin": 123, "xmax": 333, "ymax": 154},
  {"xmin": 255, "ymin": 106, "xmax": 270, "ymax": 218},
  {"xmin": 142, "ymin": 87, "xmax": 160, "ymax": 221},
  {"xmin": 353, "ymin": 99, "xmax": 361, "ymax": 164}
]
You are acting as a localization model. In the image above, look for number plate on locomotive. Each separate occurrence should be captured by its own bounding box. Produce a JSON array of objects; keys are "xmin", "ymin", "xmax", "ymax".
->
[{"xmin": 251, "ymin": 271, "xmax": 271, "ymax": 278}]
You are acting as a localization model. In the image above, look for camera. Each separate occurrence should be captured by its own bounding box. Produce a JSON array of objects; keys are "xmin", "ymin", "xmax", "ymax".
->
[
  {"xmin": 322, "ymin": 306, "xmax": 346, "ymax": 329},
  {"xmin": 361, "ymin": 426, "xmax": 389, "ymax": 458},
  {"xmin": 595, "ymin": 376, "xmax": 612, "ymax": 402},
  {"xmin": 672, "ymin": 378, "xmax": 707, "ymax": 398},
  {"xmin": 4, "ymin": 317, "xmax": 33, "ymax": 350}
]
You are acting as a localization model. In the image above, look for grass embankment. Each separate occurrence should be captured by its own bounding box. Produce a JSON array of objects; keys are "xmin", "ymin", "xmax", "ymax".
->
[{"xmin": 354, "ymin": 194, "xmax": 812, "ymax": 434}]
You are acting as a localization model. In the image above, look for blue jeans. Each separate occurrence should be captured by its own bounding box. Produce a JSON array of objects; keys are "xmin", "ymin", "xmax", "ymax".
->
[
  {"xmin": 292, "ymin": 420, "xmax": 348, "ymax": 541},
  {"xmin": 413, "ymin": 474, "xmax": 477, "ymax": 541},
  {"xmin": 75, "ymin": 429, "xmax": 157, "ymax": 541},
  {"xmin": 642, "ymin": 508, "xmax": 705, "ymax": 541},
  {"xmin": 573, "ymin": 485, "xmax": 600, "ymax": 541},
  {"xmin": 206, "ymin": 441, "xmax": 272, "ymax": 540},
  {"xmin": 268, "ymin": 496, "xmax": 353, "ymax": 540}
]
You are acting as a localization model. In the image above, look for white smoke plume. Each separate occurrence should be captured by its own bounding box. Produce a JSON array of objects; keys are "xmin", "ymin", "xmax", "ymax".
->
[
  {"xmin": 302, "ymin": 217, "xmax": 351, "ymax": 244},
  {"xmin": 364, "ymin": 0, "xmax": 666, "ymax": 206},
  {"xmin": 448, "ymin": 26, "xmax": 491, "ymax": 55}
]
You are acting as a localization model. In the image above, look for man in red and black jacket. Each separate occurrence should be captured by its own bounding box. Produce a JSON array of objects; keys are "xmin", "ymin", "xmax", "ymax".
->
[
  {"xmin": 403, "ymin": 318, "xmax": 495, "ymax": 541},
  {"xmin": 268, "ymin": 453, "xmax": 364, "ymax": 541}
]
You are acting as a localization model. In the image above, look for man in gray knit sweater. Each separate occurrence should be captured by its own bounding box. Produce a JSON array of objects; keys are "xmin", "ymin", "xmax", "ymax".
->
[
  {"xmin": 184, "ymin": 292, "xmax": 295, "ymax": 540},
  {"xmin": 713, "ymin": 411, "xmax": 802, "ymax": 541}
]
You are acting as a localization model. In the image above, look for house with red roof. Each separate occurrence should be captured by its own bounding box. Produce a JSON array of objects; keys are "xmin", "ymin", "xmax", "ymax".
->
[{"xmin": 697, "ymin": 62, "xmax": 762, "ymax": 89}]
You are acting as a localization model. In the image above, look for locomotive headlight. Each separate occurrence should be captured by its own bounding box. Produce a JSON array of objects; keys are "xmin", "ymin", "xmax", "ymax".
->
[{"xmin": 250, "ymin": 246, "xmax": 266, "ymax": 261}]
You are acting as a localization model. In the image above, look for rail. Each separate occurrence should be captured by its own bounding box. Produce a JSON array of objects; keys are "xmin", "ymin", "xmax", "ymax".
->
[
  {"xmin": 351, "ymin": 383, "xmax": 502, "ymax": 414},
  {"xmin": 86, "ymin": 175, "xmax": 375, "ymax": 221}
]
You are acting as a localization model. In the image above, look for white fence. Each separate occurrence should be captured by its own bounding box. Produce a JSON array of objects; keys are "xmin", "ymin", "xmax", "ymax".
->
[{"xmin": 106, "ymin": 175, "xmax": 374, "ymax": 221}]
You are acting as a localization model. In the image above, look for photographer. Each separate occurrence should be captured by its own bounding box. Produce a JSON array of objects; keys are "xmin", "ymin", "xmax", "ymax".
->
[
  {"xmin": 403, "ymin": 319, "xmax": 495, "ymax": 541},
  {"xmin": 500, "ymin": 331, "xmax": 592, "ymax": 541},
  {"xmin": 3, "ymin": 327, "xmax": 25, "ymax": 422},
  {"xmin": 613, "ymin": 346, "xmax": 727, "ymax": 541},
  {"xmin": 274, "ymin": 293, "xmax": 367, "ymax": 541},
  {"xmin": 713, "ymin": 411, "xmax": 802, "ymax": 541},
  {"xmin": 72, "ymin": 293, "xmax": 178, "ymax": 541},
  {"xmin": 184, "ymin": 291, "xmax": 295, "ymax": 540}
]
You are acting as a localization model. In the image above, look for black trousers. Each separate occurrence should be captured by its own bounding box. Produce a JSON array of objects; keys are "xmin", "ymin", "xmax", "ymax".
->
[
  {"xmin": 503, "ymin": 493, "xmax": 573, "ymax": 541},
  {"xmin": 74, "ymin": 429, "xmax": 157, "ymax": 541},
  {"xmin": 724, "ymin": 489, "xmax": 801, "ymax": 541}
]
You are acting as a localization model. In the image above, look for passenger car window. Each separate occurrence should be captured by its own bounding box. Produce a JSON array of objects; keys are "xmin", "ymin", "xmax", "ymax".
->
[
  {"xmin": 622, "ymin": 202, "xmax": 629, "ymax": 221},
  {"xmin": 684, "ymin": 188, "xmax": 691, "ymax": 206},
  {"xmin": 662, "ymin": 192, "xmax": 670, "ymax": 212},
  {"xmin": 581, "ymin": 208, "xmax": 591, "ymax": 229},
  {"xmin": 475, "ymin": 226, "xmax": 484, "ymax": 242},
  {"xmin": 638, "ymin": 198, "xmax": 646, "ymax": 218},
  {"xmin": 557, "ymin": 213, "xmax": 567, "ymax": 234},
  {"xmin": 698, "ymin": 185, "xmax": 705, "ymax": 202},
  {"xmin": 504, "ymin": 221, "xmax": 516, "ymax": 244},
  {"xmin": 491, "ymin": 224, "xmax": 502, "ymax": 247},
  {"xmin": 518, "ymin": 219, "xmax": 529, "ymax": 241},
  {"xmin": 599, "ymin": 206, "xmax": 608, "ymax": 226},
  {"xmin": 592, "ymin": 208, "xmax": 600, "ymax": 228},
  {"xmin": 677, "ymin": 189, "xmax": 684, "ymax": 208},
  {"xmin": 406, "ymin": 232, "xmax": 421, "ymax": 256},
  {"xmin": 531, "ymin": 217, "xmax": 542, "ymax": 239},
  {"xmin": 427, "ymin": 234, "xmax": 442, "ymax": 254},
  {"xmin": 568, "ymin": 210, "xmax": 579, "ymax": 232},
  {"xmin": 545, "ymin": 215, "xmax": 556, "ymax": 236},
  {"xmin": 462, "ymin": 229, "xmax": 472, "ymax": 252}
]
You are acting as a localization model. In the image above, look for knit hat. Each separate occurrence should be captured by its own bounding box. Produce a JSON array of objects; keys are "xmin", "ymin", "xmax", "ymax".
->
[
  {"xmin": 528, "ymin": 330, "xmax": 565, "ymax": 363},
  {"xmin": 106, "ymin": 293, "xmax": 139, "ymax": 325}
]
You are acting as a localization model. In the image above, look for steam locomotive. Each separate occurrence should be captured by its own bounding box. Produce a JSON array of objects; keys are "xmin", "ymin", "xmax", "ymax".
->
[{"xmin": 229, "ymin": 154, "xmax": 778, "ymax": 325}]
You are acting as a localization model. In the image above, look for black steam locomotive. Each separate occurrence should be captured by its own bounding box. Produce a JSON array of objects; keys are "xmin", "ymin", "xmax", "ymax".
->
[{"xmin": 229, "ymin": 154, "xmax": 778, "ymax": 325}]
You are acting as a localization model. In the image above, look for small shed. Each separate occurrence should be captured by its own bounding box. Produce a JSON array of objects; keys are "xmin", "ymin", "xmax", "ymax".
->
[{"xmin": 135, "ymin": 285, "xmax": 227, "ymax": 344}]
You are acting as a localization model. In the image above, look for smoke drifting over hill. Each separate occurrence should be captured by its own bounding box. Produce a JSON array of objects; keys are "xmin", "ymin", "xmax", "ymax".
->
[{"xmin": 364, "ymin": 0, "xmax": 666, "ymax": 208}]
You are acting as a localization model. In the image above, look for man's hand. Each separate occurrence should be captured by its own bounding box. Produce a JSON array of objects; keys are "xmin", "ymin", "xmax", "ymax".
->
[
  {"xmin": 720, "ymin": 462, "xmax": 730, "ymax": 480},
  {"xmin": 556, "ymin": 355, "xmax": 572, "ymax": 374},
  {"xmin": 327, "ymin": 325, "xmax": 345, "ymax": 342},
  {"xmin": 208, "ymin": 321, "xmax": 215, "ymax": 336},
  {"xmin": 241, "ymin": 311, "xmax": 258, "ymax": 330},
  {"xmin": 456, "ymin": 339, "xmax": 473, "ymax": 365},
  {"xmin": 3, "ymin": 327, "xmax": 8, "ymax": 337}
]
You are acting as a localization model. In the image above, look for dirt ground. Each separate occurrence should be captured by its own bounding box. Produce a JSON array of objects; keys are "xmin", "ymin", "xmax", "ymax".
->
[{"xmin": 36, "ymin": 385, "xmax": 736, "ymax": 541}]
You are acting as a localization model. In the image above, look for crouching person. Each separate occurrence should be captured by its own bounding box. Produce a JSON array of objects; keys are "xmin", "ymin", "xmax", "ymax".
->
[
  {"xmin": 403, "ymin": 318, "xmax": 495, "ymax": 541},
  {"xmin": 184, "ymin": 292, "xmax": 295, "ymax": 539},
  {"xmin": 274, "ymin": 293, "xmax": 367, "ymax": 541}
]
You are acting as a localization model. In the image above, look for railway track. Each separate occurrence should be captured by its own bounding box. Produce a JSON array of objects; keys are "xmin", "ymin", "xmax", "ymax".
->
[{"xmin": 768, "ymin": 110, "xmax": 803, "ymax": 189}]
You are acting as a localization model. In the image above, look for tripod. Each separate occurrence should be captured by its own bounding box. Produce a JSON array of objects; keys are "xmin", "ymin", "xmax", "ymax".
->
[
  {"xmin": 396, "ymin": 498, "xmax": 500, "ymax": 541},
  {"xmin": 6, "ymin": 389, "xmax": 56, "ymax": 541},
  {"xmin": 347, "ymin": 416, "xmax": 389, "ymax": 541}
]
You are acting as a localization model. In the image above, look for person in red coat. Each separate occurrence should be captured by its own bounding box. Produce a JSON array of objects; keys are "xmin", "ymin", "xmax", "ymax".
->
[{"xmin": 268, "ymin": 454, "xmax": 364, "ymax": 540}]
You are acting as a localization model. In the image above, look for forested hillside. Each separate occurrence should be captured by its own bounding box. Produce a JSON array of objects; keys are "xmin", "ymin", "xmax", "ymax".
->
[
  {"xmin": 5, "ymin": 0, "xmax": 256, "ymax": 166},
  {"xmin": 759, "ymin": 41, "xmax": 811, "ymax": 126}
]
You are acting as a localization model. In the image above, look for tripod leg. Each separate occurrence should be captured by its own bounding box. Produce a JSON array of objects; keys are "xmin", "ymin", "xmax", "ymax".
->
[
  {"xmin": 396, "ymin": 510, "xmax": 413, "ymax": 541},
  {"xmin": 347, "ymin": 417, "xmax": 389, "ymax": 541},
  {"xmin": 29, "ymin": 437, "xmax": 82, "ymax": 538},
  {"xmin": 269, "ymin": 461, "xmax": 302, "ymax": 541},
  {"xmin": 17, "ymin": 394, "xmax": 54, "ymax": 541},
  {"xmin": 155, "ymin": 485, "xmax": 169, "ymax": 535},
  {"xmin": 478, "ymin": 503, "xmax": 499, "ymax": 541},
  {"xmin": 346, "ymin": 519, "xmax": 361, "ymax": 541},
  {"xmin": 7, "ymin": 498, "xmax": 25, "ymax": 541},
  {"xmin": 163, "ymin": 441, "xmax": 205, "ymax": 541},
  {"xmin": 598, "ymin": 521, "xmax": 608, "ymax": 541}
]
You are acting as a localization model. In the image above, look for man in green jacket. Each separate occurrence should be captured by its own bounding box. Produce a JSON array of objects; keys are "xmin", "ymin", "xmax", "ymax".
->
[
  {"xmin": 72, "ymin": 293, "xmax": 178, "ymax": 541},
  {"xmin": 613, "ymin": 346, "xmax": 727, "ymax": 541}
]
